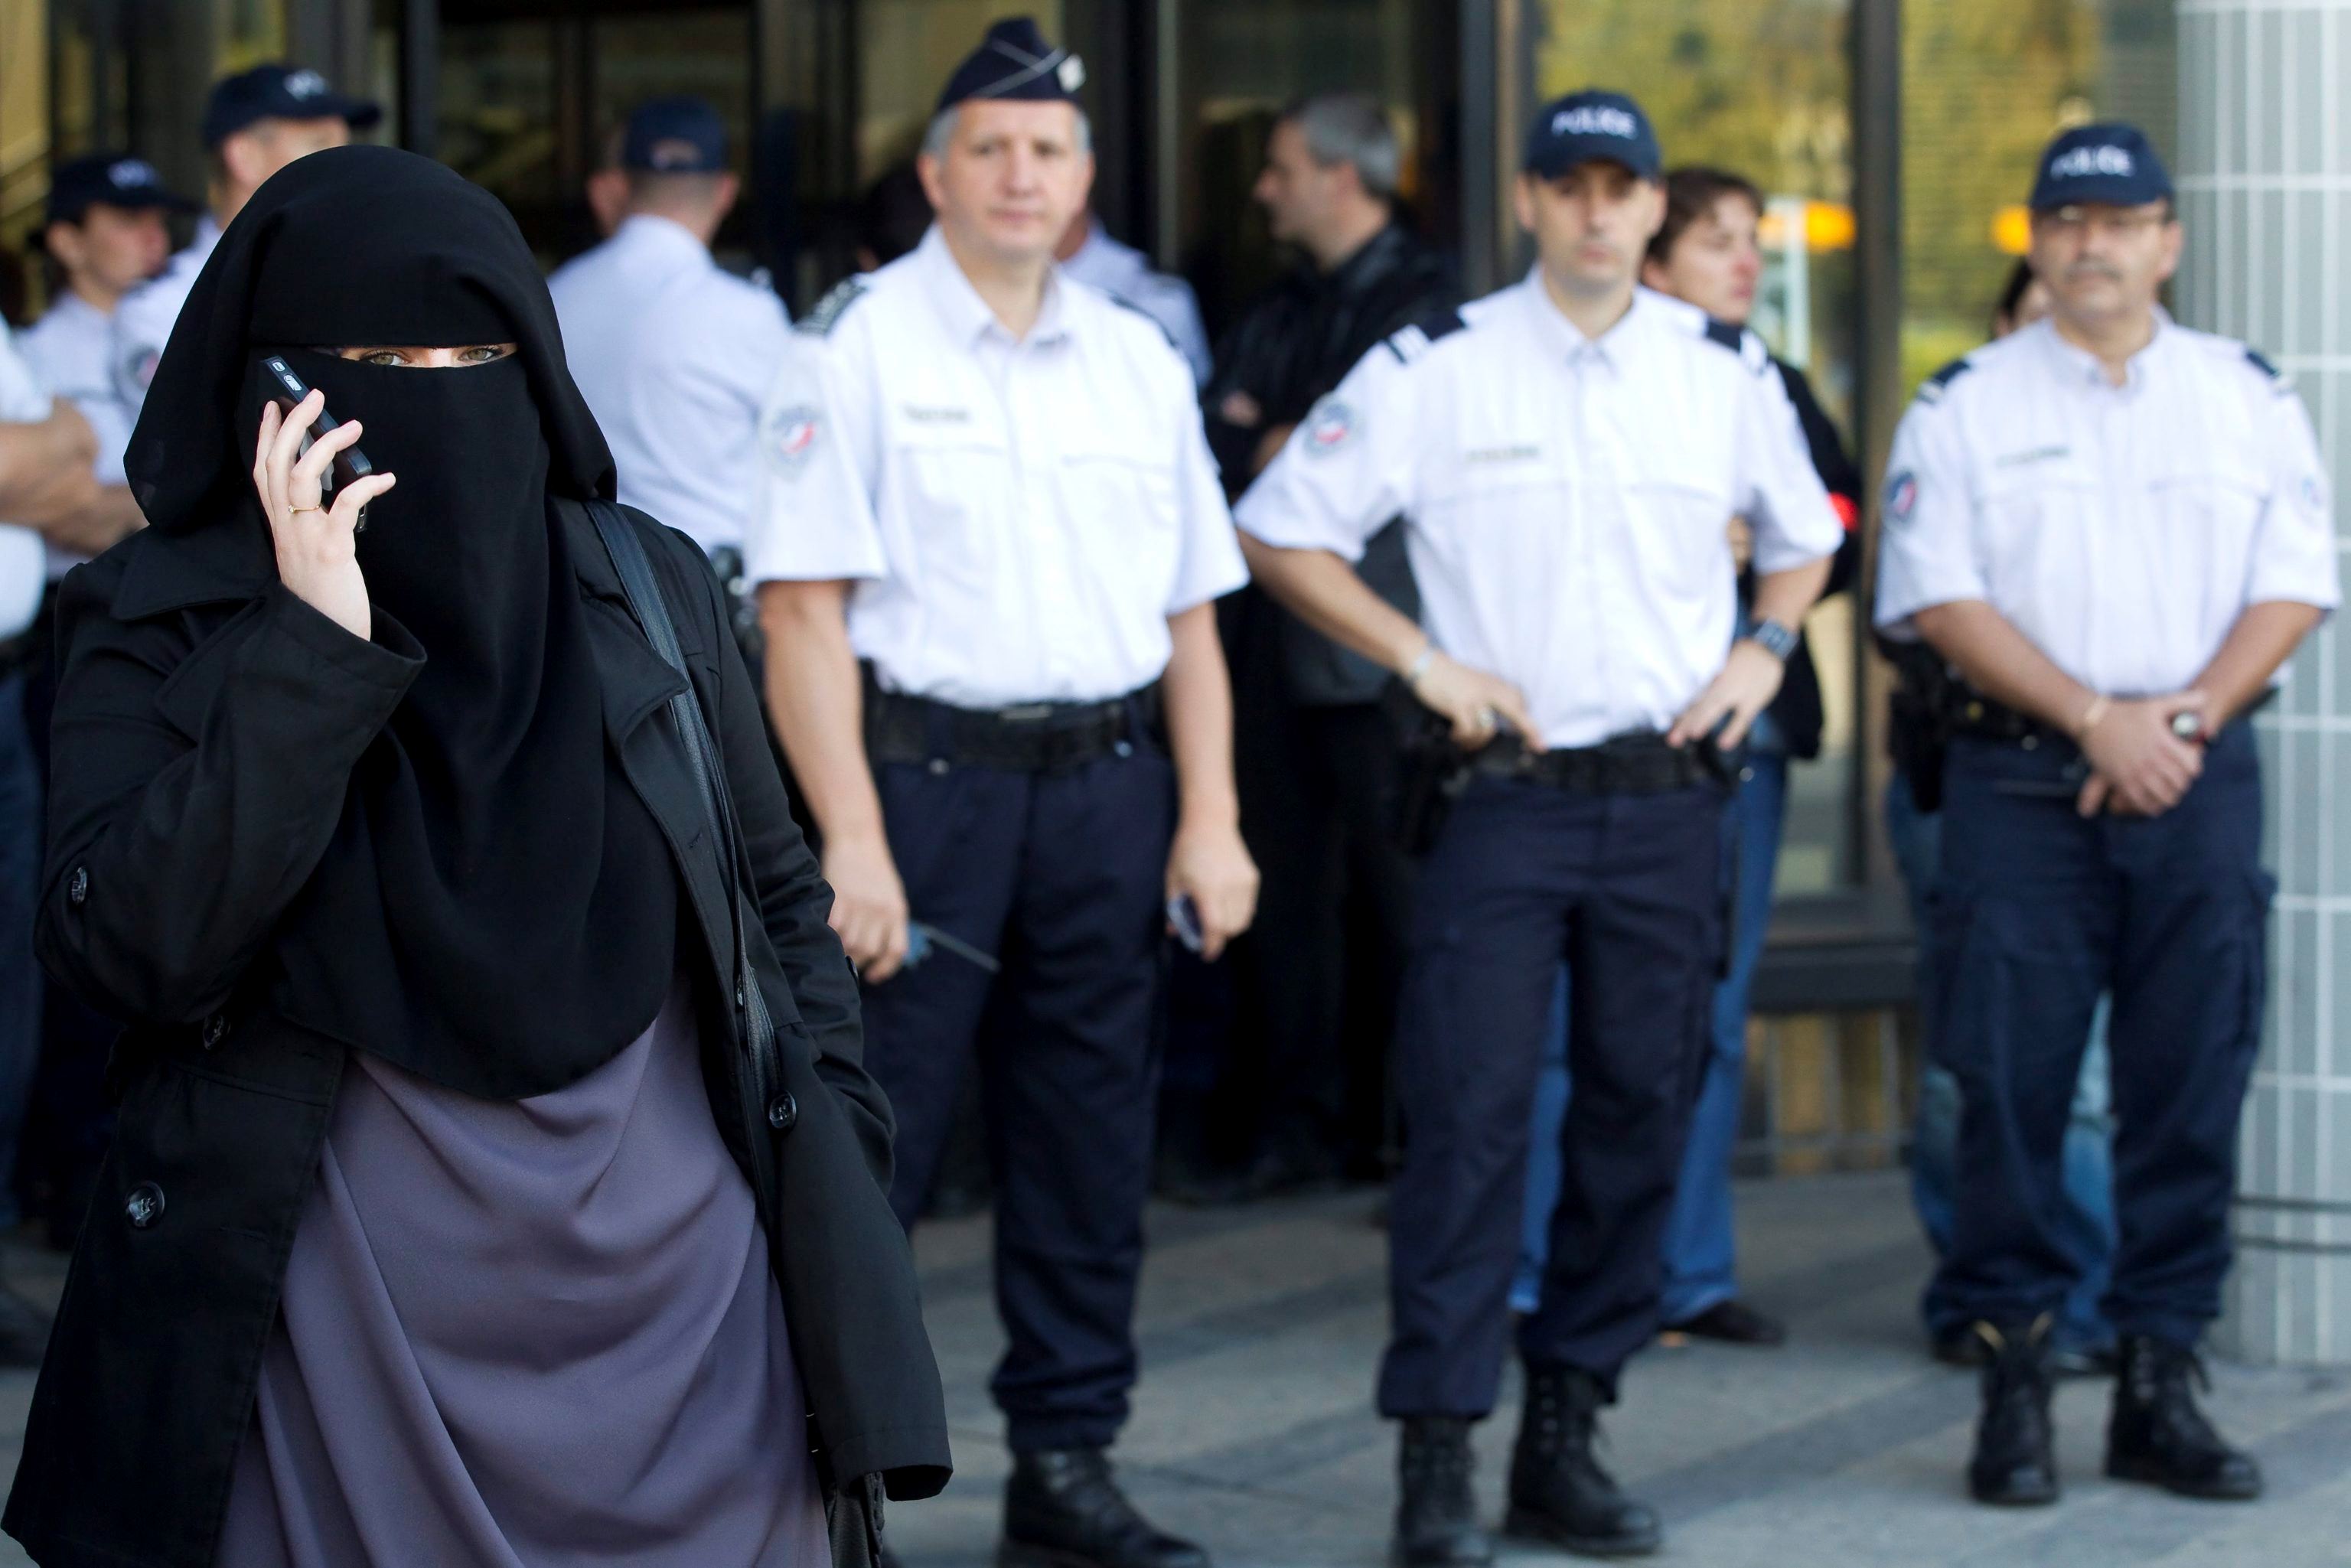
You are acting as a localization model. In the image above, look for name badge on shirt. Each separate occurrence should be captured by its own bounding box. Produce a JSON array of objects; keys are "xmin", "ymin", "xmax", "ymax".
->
[{"xmin": 900, "ymin": 403, "xmax": 975, "ymax": 427}]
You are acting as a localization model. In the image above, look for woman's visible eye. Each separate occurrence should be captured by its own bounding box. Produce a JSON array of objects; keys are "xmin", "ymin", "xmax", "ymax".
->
[
  {"xmin": 362, "ymin": 350, "xmax": 405, "ymax": 367},
  {"xmin": 458, "ymin": 345, "xmax": 505, "ymax": 363}
]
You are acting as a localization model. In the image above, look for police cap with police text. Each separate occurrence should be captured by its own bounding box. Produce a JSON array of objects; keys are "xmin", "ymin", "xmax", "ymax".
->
[
  {"xmin": 2029, "ymin": 123, "xmax": 2173, "ymax": 211},
  {"xmin": 201, "ymin": 63, "xmax": 382, "ymax": 148},
  {"xmin": 45, "ymin": 153, "xmax": 197, "ymax": 227},
  {"xmin": 1523, "ymin": 90, "xmax": 1661, "ymax": 181},
  {"xmin": 621, "ymin": 96, "xmax": 730, "ymax": 174},
  {"xmin": 935, "ymin": 17, "xmax": 1086, "ymax": 116}
]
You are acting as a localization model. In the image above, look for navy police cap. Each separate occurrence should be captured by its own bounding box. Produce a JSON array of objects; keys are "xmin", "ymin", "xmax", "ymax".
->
[
  {"xmin": 46, "ymin": 153, "xmax": 197, "ymax": 227},
  {"xmin": 201, "ymin": 63, "xmax": 381, "ymax": 148},
  {"xmin": 2030, "ymin": 122, "xmax": 2173, "ymax": 210},
  {"xmin": 936, "ymin": 17, "xmax": 1087, "ymax": 116},
  {"xmin": 622, "ymin": 96, "xmax": 729, "ymax": 174},
  {"xmin": 1524, "ymin": 90, "xmax": 1661, "ymax": 181}
]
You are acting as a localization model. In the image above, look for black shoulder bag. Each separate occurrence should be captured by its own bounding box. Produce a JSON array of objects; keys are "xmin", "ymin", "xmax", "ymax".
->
[{"xmin": 583, "ymin": 499, "xmax": 888, "ymax": 1568}]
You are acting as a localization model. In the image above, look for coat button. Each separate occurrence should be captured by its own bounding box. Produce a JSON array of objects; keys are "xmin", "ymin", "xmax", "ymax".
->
[
  {"xmin": 766, "ymin": 1092, "xmax": 798, "ymax": 1131},
  {"xmin": 67, "ymin": 867, "xmax": 88, "ymax": 907},
  {"xmin": 201, "ymin": 1013, "xmax": 230, "ymax": 1050},
  {"xmin": 125, "ymin": 1182, "xmax": 165, "ymax": 1229}
]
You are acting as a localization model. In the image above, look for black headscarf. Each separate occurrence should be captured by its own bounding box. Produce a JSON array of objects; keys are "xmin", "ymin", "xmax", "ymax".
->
[{"xmin": 124, "ymin": 145, "xmax": 680, "ymax": 1100}]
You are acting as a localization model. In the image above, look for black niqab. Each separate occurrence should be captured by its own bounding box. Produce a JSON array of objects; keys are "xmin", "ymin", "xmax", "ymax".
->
[{"xmin": 123, "ymin": 145, "xmax": 679, "ymax": 1099}]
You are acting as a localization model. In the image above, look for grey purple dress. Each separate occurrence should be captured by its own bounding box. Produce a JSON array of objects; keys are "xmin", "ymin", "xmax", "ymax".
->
[{"xmin": 217, "ymin": 973, "xmax": 830, "ymax": 1566}]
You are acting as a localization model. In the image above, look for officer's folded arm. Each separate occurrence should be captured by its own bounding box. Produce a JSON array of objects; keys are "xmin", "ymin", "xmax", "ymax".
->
[
  {"xmin": 757, "ymin": 575, "xmax": 913, "ymax": 983},
  {"xmin": 1237, "ymin": 533, "xmax": 1542, "ymax": 751}
]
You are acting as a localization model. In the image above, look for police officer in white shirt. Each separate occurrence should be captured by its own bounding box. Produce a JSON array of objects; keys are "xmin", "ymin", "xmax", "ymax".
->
[
  {"xmin": 22, "ymin": 155, "xmax": 191, "ymax": 572},
  {"xmin": 1875, "ymin": 124, "xmax": 2336, "ymax": 1511},
  {"xmin": 750, "ymin": 20, "xmax": 1255, "ymax": 1568},
  {"xmin": 1236, "ymin": 90, "xmax": 1840, "ymax": 1565},
  {"xmin": 110, "ymin": 64, "xmax": 378, "ymax": 426},
  {"xmin": 550, "ymin": 95, "xmax": 791, "ymax": 590}
]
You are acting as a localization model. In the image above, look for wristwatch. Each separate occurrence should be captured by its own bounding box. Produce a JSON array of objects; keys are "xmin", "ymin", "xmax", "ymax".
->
[{"xmin": 1744, "ymin": 618, "xmax": 1798, "ymax": 661}]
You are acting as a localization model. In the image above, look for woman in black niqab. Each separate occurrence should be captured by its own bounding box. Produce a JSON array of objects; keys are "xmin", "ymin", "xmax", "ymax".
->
[
  {"xmin": 132, "ymin": 142, "xmax": 676, "ymax": 1097},
  {"xmin": 7, "ymin": 144, "xmax": 949, "ymax": 1568}
]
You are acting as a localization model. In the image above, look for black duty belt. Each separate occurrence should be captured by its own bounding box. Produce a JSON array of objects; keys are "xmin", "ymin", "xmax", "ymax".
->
[
  {"xmin": 864, "ymin": 668, "xmax": 1162, "ymax": 774},
  {"xmin": 1946, "ymin": 687, "xmax": 2275, "ymax": 748},
  {"xmin": 1469, "ymin": 730, "xmax": 1727, "ymax": 794}
]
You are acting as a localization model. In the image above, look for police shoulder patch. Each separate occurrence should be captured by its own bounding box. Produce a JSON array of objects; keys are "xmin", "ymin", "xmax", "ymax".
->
[
  {"xmin": 797, "ymin": 278, "xmax": 869, "ymax": 337},
  {"xmin": 1916, "ymin": 356, "xmax": 1974, "ymax": 405},
  {"xmin": 1702, "ymin": 316, "xmax": 1771, "ymax": 375},
  {"xmin": 2245, "ymin": 344, "xmax": 2294, "ymax": 396},
  {"xmin": 1383, "ymin": 305, "xmax": 1466, "ymax": 364}
]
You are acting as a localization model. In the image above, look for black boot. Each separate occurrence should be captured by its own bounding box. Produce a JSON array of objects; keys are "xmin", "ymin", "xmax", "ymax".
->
[
  {"xmin": 1392, "ymin": 1416, "xmax": 1494, "ymax": 1566},
  {"xmin": 1504, "ymin": 1363, "xmax": 1661, "ymax": 1558},
  {"xmin": 999, "ymin": 1449, "xmax": 1210, "ymax": 1568},
  {"xmin": 1968, "ymin": 1319, "xmax": 2059, "ymax": 1505},
  {"xmin": 2105, "ymin": 1335, "xmax": 2262, "ymax": 1500}
]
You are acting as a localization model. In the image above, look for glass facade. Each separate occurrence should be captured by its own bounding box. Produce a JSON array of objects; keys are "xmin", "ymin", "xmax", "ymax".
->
[{"xmin": 8, "ymin": 0, "xmax": 2187, "ymax": 1168}]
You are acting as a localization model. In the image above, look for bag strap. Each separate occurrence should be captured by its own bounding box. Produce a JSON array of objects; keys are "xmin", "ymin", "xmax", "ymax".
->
[{"xmin": 584, "ymin": 499, "xmax": 785, "ymax": 1129}]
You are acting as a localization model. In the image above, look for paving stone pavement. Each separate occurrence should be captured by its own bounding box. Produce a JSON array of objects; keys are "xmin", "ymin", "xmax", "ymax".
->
[{"xmin": 2, "ymin": 1171, "xmax": 2347, "ymax": 1566}]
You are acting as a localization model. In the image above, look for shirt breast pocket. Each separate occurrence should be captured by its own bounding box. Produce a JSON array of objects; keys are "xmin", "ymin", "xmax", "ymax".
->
[
  {"xmin": 2146, "ymin": 461, "xmax": 2268, "ymax": 575},
  {"xmin": 891, "ymin": 419, "xmax": 1009, "ymax": 522},
  {"xmin": 1629, "ymin": 475, "xmax": 1739, "ymax": 601},
  {"xmin": 1060, "ymin": 435, "xmax": 1179, "ymax": 531}
]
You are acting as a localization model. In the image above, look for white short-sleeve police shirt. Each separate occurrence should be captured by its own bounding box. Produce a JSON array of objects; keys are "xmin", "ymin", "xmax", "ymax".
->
[
  {"xmin": 747, "ymin": 226, "xmax": 1247, "ymax": 708},
  {"xmin": 1874, "ymin": 314, "xmax": 2340, "ymax": 696},
  {"xmin": 20, "ymin": 292, "xmax": 135, "ymax": 582},
  {"xmin": 0, "ymin": 326, "xmax": 57, "ymax": 640},
  {"xmin": 549, "ymin": 214, "xmax": 792, "ymax": 558},
  {"xmin": 1232, "ymin": 278, "xmax": 1844, "ymax": 749},
  {"xmin": 109, "ymin": 216, "xmax": 219, "ymax": 426}
]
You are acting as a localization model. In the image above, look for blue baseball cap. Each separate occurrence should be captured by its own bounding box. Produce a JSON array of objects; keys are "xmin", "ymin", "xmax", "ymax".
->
[
  {"xmin": 621, "ymin": 95, "xmax": 729, "ymax": 174},
  {"xmin": 201, "ymin": 63, "xmax": 380, "ymax": 148},
  {"xmin": 2029, "ymin": 123, "xmax": 2173, "ymax": 210},
  {"xmin": 936, "ymin": 18, "xmax": 1086, "ymax": 116},
  {"xmin": 1523, "ymin": 90, "xmax": 1661, "ymax": 181},
  {"xmin": 46, "ymin": 153, "xmax": 197, "ymax": 226}
]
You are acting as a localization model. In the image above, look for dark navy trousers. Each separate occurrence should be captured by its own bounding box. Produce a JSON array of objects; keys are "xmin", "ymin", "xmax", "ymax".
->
[
  {"xmin": 1378, "ymin": 776, "xmax": 1724, "ymax": 1417},
  {"xmin": 1930, "ymin": 725, "xmax": 2270, "ymax": 1347},
  {"xmin": 862, "ymin": 741, "xmax": 1175, "ymax": 1454}
]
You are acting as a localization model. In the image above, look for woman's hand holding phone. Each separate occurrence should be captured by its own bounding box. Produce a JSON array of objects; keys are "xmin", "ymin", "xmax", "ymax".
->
[{"xmin": 253, "ymin": 390, "xmax": 395, "ymax": 642}]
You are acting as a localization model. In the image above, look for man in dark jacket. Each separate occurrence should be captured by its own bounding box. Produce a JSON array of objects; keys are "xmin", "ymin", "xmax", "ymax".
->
[{"xmin": 1199, "ymin": 93, "xmax": 1460, "ymax": 1196}]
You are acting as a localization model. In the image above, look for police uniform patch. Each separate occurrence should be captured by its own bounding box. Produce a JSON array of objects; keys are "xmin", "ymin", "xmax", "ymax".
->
[
  {"xmin": 1884, "ymin": 468, "xmax": 1919, "ymax": 523},
  {"xmin": 1917, "ymin": 357, "xmax": 1973, "ymax": 406},
  {"xmin": 769, "ymin": 404, "xmax": 822, "ymax": 472},
  {"xmin": 797, "ymin": 278, "xmax": 869, "ymax": 337},
  {"xmin": 2246, "ymin": 345, "xmax": 2294, "ymax": 396},
  {"xmin": 1303, "ymin": 396, "xmax": 1357, "ymax": 456}
]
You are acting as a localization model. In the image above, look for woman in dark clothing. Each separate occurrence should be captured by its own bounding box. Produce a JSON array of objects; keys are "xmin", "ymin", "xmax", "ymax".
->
[{"xmin": 3, "ymin": 145, "xmax": 947, "ymax": 1568}]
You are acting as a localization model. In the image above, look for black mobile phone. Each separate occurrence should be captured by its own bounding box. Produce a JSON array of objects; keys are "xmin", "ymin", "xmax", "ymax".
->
[{"xmin": 261, "ymin": 356, "xmax": 373, "ymax": 497}]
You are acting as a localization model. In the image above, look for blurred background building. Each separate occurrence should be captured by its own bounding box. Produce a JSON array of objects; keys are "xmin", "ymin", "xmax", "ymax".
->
[{"xmin": 3, "ymin": 0, "xmax": 2340, "ymax": 1361}]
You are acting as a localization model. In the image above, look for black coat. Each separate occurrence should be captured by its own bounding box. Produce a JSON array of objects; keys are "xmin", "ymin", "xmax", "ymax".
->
[
  {"xmin": 4, "ymin": 504, "xmax": 951, "ymax": 1568},
  {"xmin": 1761, "ymin": 357, "xmax": 1864, "ymax": 761},
  {"xmin": 1205, "ymin": 224, "xmax": 1461, "ymax": 706}
]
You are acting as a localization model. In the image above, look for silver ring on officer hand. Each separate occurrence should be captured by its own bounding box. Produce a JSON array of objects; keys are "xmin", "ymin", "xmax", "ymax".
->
[{"xmin": 1475, "ymin": 705, "xmax": 1498, "ymax": 729}]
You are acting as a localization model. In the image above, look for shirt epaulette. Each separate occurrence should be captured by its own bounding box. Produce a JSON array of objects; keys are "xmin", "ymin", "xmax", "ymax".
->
[
  {"xmin": 2244, "ymin": 344, "xmax": 2294, "ymax": 396},
  {"xmin": 1382, "ymin": 306, "xmax": 1467, "ymax": 365},
  {"xmin": 1700, "ymin": 316, "xmax": 1771, "ymax": 375},
  {"xmin": 1916, "ymin": 356, "xmax": 1974, "ymax": 405},
  {"xmin": 797, "ymin": 278, "xmax": 869, "ymax": 337},
  {"xmin": 1104, "ymin": 290, "xmax": 1182, "ymax": 356}
]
